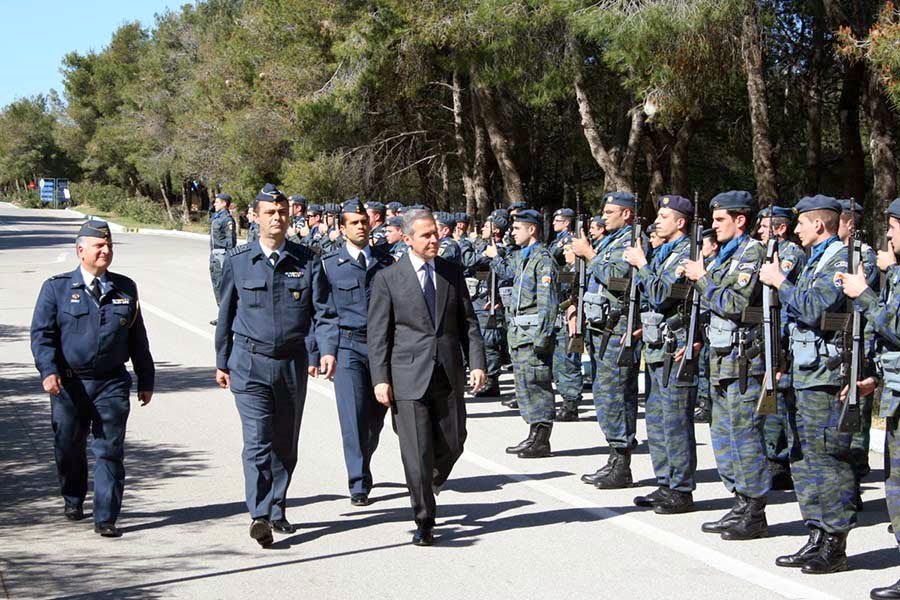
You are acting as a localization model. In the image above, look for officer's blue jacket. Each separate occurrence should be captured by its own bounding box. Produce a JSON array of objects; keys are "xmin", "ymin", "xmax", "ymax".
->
[
  {"xmin": 210, "ymin": 209, "xmax": 236, "ymax": 250},
  {"xmin": 31, "ymin": 268, "xmax": 155, "ymax": 390}
]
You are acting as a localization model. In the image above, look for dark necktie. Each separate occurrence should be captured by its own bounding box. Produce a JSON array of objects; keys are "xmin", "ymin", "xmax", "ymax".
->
[
  {"xmin": 357, "ymin": 252, "xmax": 367, "ymax": 268},
  {"xmin": 269, "ymin": 251, "xmax": 279, "ymax": 268},
  {"xmin": 89, "ymin": 277, "xmax": 102, "ymax": 303},
  {"xmin": 422, "ymin": 263, "xmax": 436, "ymax": 324}
]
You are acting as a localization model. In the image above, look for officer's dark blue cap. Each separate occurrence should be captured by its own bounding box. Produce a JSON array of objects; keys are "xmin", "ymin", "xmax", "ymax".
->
[
  {"xmin": 78, "ymin": 219, "xmax": 112, "ymax": 241},
  {"xmin": 491, "ymin": 208, "xmax": 509, "ymax": 220},
  {"xmin": 256, "ymin": 183, "xmax": 287, "ymax": 203},
  {"xmin": 888, "ymin": 198, "xmax": 900, "ymax": 219},
  {"xmin": 455, "ymin": 212, "xmax": 470, "ymax": 224},
  {"xmin": 591, "ymin": 215, "xmax": 606, "ymax": 227},
  {"xmin": 758, "ymin": 205, "xmax": 794, "ymax": 219},
  {"xmin": 386, "ymin": 201, "xmax": 403, "ymax": 212},
  {"xmin": 410, "ymin": 204, "xmax": 427, "ymax": 211},
  {"xmin": 490, "ymin": 215, "xmax": 509, "ymax": 230},
  {"xmin": 386, "ymin": 216, "xmax": 403, "ymax": 228},
  {"xmin": 434, "ymin": 211, "xmax": 454, "ymax": 226},
  {"xmin": 512, "ymin": 209, "xmax": 542, "ymax": 226},
  {"xmin": 365, "ymin": 201, "xmax": 385, "ymax": 214},
  {"xmin": 324, "ymin": 202, "xmax": 340, "ymax": 215},
  {"xmin": 709, "ymin": 190, "xmax": 755, "ymax": 212},
  {"xmin": 554, "ymin": 208, "xmax": 575, "ymax": 219},
  {"xmin": 289, "ymin": 194, "xmax": 306, "ymax": 205},
  {"xmin": 657, "ymin": 195, "xmax": 694, "ymax": 217},
  {"xmin": 702, "ymin": 227, "xmax": 716, "ymax": 239},
  {"xmin": 793, "ymin": 194, "xmax": 841, "ymax": 215},
  {"xmin": 342, "ymin": 199, "xmax": 366, "ymax": 215},
  {"xmin": 509, "ymin": 201, "xmax": 528, "ymax": 211},
  {"xmin": 604, "ymin": 192, "xmax": 636, "ymax": 210},
  {"xmin": 646, "ymin": 223, "xmax": 657, "ymax": 234},
  {"xmin": 838, "ymin": 199, "xmax": 863, "ymax": 215},
  {"xmin": 307, "ymin": 203, "xmax": 323, "ymax": 215},
  {"xmin": 215, "ymin": 192, "xmax": 232, "ymax": 203},
  {"xmin": 397, "ymin": 205, "xmax": 410, "ymax": 214}
]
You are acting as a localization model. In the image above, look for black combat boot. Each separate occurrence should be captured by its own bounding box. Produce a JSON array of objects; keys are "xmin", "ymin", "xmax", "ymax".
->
[
  {"xmin": 582, "ymin": 453, "xmax": 616, "ymax": 485},
  {"xmin": 852, "ymin": 479, "xmax": 864, "ymax": 512},
  {"xmin": 594, "ymin": 448, "xmax": 632, "ymax": 489},
  {"xmin": 871, "ymin": 579, "xmax": 900, "ymax": 599},
  {"xmin": 501, "ymin": 397, "xmax": 519, "ymax": 409},
  {"xmin": 775, "ymin": 527, "xmax": 825, "ymax": 567},
  {"xmin": 518, "ymin": 423, "xmax": 552, "ymax": 458},
  {"xmin": 769, "ymin": 460, "xmax": 794, "ymax": 491},
  {"xmin": 801, "ymin": 532, "xmax": 848, "ymax": 574},
  {"xmin": 556, "ymin": 400, "xmax": 579, "ymax": 422},
  {"xmin": 474, "ymin": 377, "xmax": 501, "ymax": 398},
  {"xmin": 693, "ymin": 404, "xmax": 710, "ymax": 424},
  {"xmin": 506, "ymin": 425, "xmax": 537, "ymax": 454},
  {"xmin": 653, "ymin": 490, "xmax": 695, "ymax": 515},
  {"xmin": 634, "ymin": 486, "xmax": 671, "ymax": 507},
  {"xmin": 720, "ymin": 494, "xmax": 767, "ymax": 540},
  {"xmin": 701, "ymin": 493, "xmax": 749, "ymax": 534}
]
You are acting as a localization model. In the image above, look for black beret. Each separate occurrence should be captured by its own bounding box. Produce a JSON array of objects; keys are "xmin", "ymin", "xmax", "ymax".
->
[
  {"xmin": 591, "ymin": 215, "xmax": 606, "ymax": 227},
  {"xmin": 702, "ymin": 227, "xmax": 716, "ymax": 240},
  {"xmin": 758, "ymin": 206, "xmax": 794, "ymax": 219},
  {"xmin": 386, "ymin": 216, "xmax": 404, "ymax": 228},
  {"xmin": 307, "ymin": 204, "xmax": 324, "ymax": 216},
  {"xmin": 838, "ymin": 199, "xmax": 863, "ymax": 216},
  {"xmin": 386, "ymin": 201, "xmax": 403, "ymax": 212},
  {"xmin": 289, "ymin": 194, "xmax": 307, "ymax": 205},
  {"xmin": 603, "ymin": 191, "xmax": 636, "ymax": 210},
  {"xmin": 455, "ymin": 212, "xmax": 470, "ymax": 224},
  {"xmin": 553, "ymin": 208, "xmax": 575, "ymax": 219},
  {"xmin": 709, "ymin": 190, "xmax": 755, "ymax": 212},
  {"xmin": 215, "ymin": 192, "xmax": 232, "ymax": 203},
  {"xmin": 657, "ymin": 195, "xmax": 694, "ymax": 217},
  {"xmin": 794, "ymin": 195, "xmax": 841, "ymax": 215},
  {"xmin": 78, "ymin": 219, "xmax": 112, "ymax": 241},
  {"xmin": 512, "ymin": 209, "xmax": 542, "ymax": 226},
  {"xmin": 365, "ymin": 201, "xmax": 386, "ymax": 214},
  {"xmin": 888, "ymin": 198, "xmax": 900, "ymax": 219},
  {"xmin": 256, "ymin": 183, "xmax": 287, "ymax": 203}
]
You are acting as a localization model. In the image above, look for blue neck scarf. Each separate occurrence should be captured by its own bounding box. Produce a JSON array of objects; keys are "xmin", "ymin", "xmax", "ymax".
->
[
  {"xmin": 521, "ymin": 241, "xmax": 538, "ymax": 262},
  {"xmin": 598, "ymin": 224, "xmax": 631, "ymax": 253},
  {"xmin": 807, "ymin": 236, "xmax": 839, "ymax": 268},
  {"xmin": 652, "ymin": 234, "xmax": 687, "ymax": 269},
  {"xmin": 714, "ymin": 233, "xmax": 748, "ymax": 269}
]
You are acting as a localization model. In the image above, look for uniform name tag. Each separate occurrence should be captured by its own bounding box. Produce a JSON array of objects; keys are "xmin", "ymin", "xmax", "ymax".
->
[
  {"xmin": 112, "ymin": 298, "xmax": 130, "ymax": 305},
  {"xmin": 284, "ymin": 271, "xmax": 303, "ymax": 278}
]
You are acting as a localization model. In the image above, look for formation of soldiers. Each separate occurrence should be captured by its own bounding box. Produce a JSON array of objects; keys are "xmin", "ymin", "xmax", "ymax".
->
[{"xmin": 203, "ymin": 188, "xmax": 900, "ymax": 598}]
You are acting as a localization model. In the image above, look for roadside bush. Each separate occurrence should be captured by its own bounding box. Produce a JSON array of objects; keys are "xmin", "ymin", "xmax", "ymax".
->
[
  {"xmin": 12, "ymin": 190, "xmax": 44, "ymax": 208},
  {"xmin": 68, "ymin": 182, "xmax": 124, "ymax": 212},
  {"xmin": 120, "ymin": 196, "xmax": 171, "ymax": 225}
]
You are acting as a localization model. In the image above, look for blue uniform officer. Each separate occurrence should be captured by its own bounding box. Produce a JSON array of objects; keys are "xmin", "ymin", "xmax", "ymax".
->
[
  {"xmin": 313, "ymin": 200, "xmax": 392, "ymax": 506},
  {"xmin": 215, "ymin": 183, "xmax": 320, "ymax": 548},
  {"xmin": 209, "ymin": 192, "xmax": 236, "ymax": 325},
  {"xmin": 30, "ymin": 219, "xmax": 154, "ymax": 538}
]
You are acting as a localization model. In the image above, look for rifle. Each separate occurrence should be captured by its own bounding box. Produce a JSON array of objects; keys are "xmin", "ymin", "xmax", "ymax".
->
[
  {"xmin": 567, "ymin": 185, "xmax": 588, "ymax": 354},
  {"xmin": 675, "ymin": 191, "xmax": 703, "ymax": 386},
  {"xmin": 486, "ymin": 215, "xmax": 498, "ymax": 328},
  {"xmin": 837, "ymin": 197, "xmax": 863, "ymax": 432},
  {"xmin": 756, "ymin": 202, "xmax": 781, "ymax": 416},
  {"xmin": 616, "ymin": 203, "xmax": 643, "ymax": 367}
]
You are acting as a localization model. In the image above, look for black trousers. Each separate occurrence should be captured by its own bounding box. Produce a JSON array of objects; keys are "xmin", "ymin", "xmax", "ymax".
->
[{"xmin": 392, "ymin": 364, "xmax": 466, "ymax": 527}]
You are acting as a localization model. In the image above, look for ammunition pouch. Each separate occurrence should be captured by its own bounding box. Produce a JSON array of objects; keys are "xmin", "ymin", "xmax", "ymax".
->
[
  {"xmin": 640, "ymin": 311, "xmax": 665, "ymax": 346},
  {"xmin": 499, "ymin": 286, "xmax": 513, "ymax": 308},
  {"xmin": 880, "ymin": 351, "xmax": 900, "ymax": 394},
  {"xmin": 789, "ymin": 323, "xmax": 838, "ymax": 370},
  {"xmin": 708, "ymin": 315, "xmax": 738, "ymax": 353}
]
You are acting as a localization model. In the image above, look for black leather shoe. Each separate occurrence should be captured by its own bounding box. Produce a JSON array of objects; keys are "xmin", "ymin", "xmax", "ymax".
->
[
  {"xmin": 209, "ymin": 319, "xmax": 218, "ymax": 326},
  {"xmin": 581, "ymin": 462, "xmax": 614, "ymax": 485},
  {"xmin": 64, "ymin": 503, "xmax": 85, "ymax": 521},
  {"xmin": 653, "ymin": 490, "xmax": 695, "ymax": 514},
  {"xmin": 506, "ymin": 425, "xmax": 538, "ymax": 454},
  {"xmin": 871, "ymin": 579, "xmax": 900, "ymax": 599},
  {"xmin": 250, "ymin": 518, "xmax": 274, "ymax": 547},
  {"xmin": 350, "ymin": 493, "xmax": 370, "ymax": 507},
  {"xmin": 412, "ymin": 526, "xmax": 434, "ymax": 546},
  {"xmin": 94, "ymin": 522, "xmax": 121, "ymax": 538},
  {"xmin": 720, "ymin": 495, "xmax": 767, "ymax": 540},
  {"xmin": 701, "ymin": 494, "xmax": 749, "ymax": 534},
  {"xmin": 775, "ymin": 528, "xmax": 825, "ymax": 568},
  {"xmin": 271, "ymin": 518, "xmax": 296, "ymax": 534},
  {"xmin": 634, "ymin": 486, "xmax": 671, "ymax": 507},
  {"xmin": 801, "ymin": 532, "xmax": 848, "ymax": 574}
]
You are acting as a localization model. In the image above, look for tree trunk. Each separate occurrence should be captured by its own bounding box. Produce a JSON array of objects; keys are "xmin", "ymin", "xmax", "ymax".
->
[
  {"xmin": 803, "ymin": 11, "xmax": 825, "ymax": 195},
  {"xmin": 863, "ymin": 66, "xmax": 897, "ymax": 218},
  {"xmin": 643, "ymin": 133, "xmax": 666, "ymax": 200},
  {"xmin": 473, "ymin": 80, "xmax": 524, "ymax": 205},
  {"xmin": 472, "ymin": 93, "xmax": 491, "ymax": 219},
  {"xmin": 838, "ymin": 61, "xmax": 867, "ymax": 201},
  {"xmin": 159, "ymin": 179, "xmax": 175, "ymax": 222},
  {"xmin": 180, "ymin": 180, "xmax": 191, "ymax": 224},
  {"xmin": 741, "ymin": 10, "xmax": 778, "ymax": 204},
  {"xmin": 451, "ymin": 70, "xmax": 476, "ymax": 216},
  {"xmin": 670, "ymin": 117, "xmax": 697, "ymax": 196},
  {"xmin": 440, "ymin": 153, "xmax": 450, "ymax": 210}
]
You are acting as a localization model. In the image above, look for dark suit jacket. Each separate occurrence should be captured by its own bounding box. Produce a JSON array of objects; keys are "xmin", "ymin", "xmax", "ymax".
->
[{"xmin": 368, "ymin": 253, "xmax": 486, "ymax": 401}]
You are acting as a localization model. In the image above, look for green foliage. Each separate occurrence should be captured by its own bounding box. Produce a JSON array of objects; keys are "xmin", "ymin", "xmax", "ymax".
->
[{"xmin": 69, "ymin": 182, "xmax": 126, "ymax": 211}]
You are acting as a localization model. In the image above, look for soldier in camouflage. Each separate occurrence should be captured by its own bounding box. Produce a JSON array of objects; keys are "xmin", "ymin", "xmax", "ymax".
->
[
  {"xmin": 570, "ymin": 192, "xmax": 640, "ymax": 489},
  {"xmin": 549, "ymin": 207, "xmax": 584, "ymax": 421},
  {"xmin": 366, "ymin": 201, "xmax": 389, "ymax": 247},
  {"xmin": 757, "ymin": 206, "xmax": 807, "ymax": 492},
  {"xmin": 682, "ymin": 190, "xmax": 769, "ymax": 541},
  {"xmin": 838, "ymin": 197, "xmax": 900, "ymax": 598},
  {"xmin": 694, "ymin": 227, "xmax": 719, "ymax": 424},
  {"xmin": 471, "ymin": 214, "xmax": 511, "ymax": 398},
  {"xmin": 626, "ymin": 195, "xmax": 698, "ymax": 514},
  {"xmin": 760, "ymin": 195, "xmax": 856, "ymax": 574},
  {"xmin": 485, "ymin": 209, "xmax": 557, "ymax": 458}
]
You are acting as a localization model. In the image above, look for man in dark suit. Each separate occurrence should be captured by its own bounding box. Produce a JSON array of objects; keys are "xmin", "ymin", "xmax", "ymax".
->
[{"xmin": 368, "ymin": 208, "xmax": 487, "ymax": 546}]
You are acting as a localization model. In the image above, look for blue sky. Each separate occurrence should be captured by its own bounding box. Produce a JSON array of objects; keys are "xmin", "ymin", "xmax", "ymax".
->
[{"xmin": 0, "ymin": 0, "xmax": 180, "ymax": 107}]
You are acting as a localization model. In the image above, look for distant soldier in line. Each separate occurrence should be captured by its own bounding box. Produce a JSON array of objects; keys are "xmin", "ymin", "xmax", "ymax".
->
[
  {"xmin": 246, "ymin": 205, "xmax": 260, "ymax": 246},
  {"xmin": 471, "ymin": 213, "xmax": 511, "ymax": 398},
  {"xmin": 757, "ymin": 205, "xmax": 807, "ymax": 491},
  {"xmin": 366, "ymin": 201, "xmax": 388, "ymax": 247},
  {"xmin": 299, "ymin": 204, "xmax": 327, "ymax": 253},
  {"xmin": 486, "ymin": 210, "xmax": 558, "ymax": 458},
  {"xmin": 386, "ymin": 201, "xmax": 403, "ymax": 219},
  {"xmin": 209, "ymin": 192, "xmax": 236, "ymax": 326},
  {"xmin": 385, "ymin": 216, "xmax": 409, "ymax": 261},
  {"xmin": 694, "ymin": 227, "xmax": 720, "ymax": 424},
  {"xmin": 320, "ymin": 203, "xmax": 342, "ymax": 254},
  {"xmin": 289, "ymin": 195, "xmax": 307, "ymax": 233},
  {"xmin": 435, "ymin": 212, "xmax": 461, "ymax": 263},
  {"xmin": 626, "ymin": 195, "xmax": 698, "ymax": 515},
  {"xmin": 837, "ymin": 197, "xmax": 900, "ymax": 598},
  {"xmin": 30, "ymin": 220, "xmax": 155, "ymax": 538},
  {"xmin": 838, "ymin": 198, "xmax": 879, "ymax": 511},
  {"xmin": 571, "ymin": 192, "xmax": 640, "ymax": 489},
  {"xmin": 759, "ymin": 195, "xmax": 856, "ymax": 573},
  {"xmin": 682, "ymin": 191, "xmax": 769, "ymax": 541},
  {"xmin": 455, "ymin": 213, "xmax": 477, "ymax": 272},
  {"xmin": 589, "ymin": 215, "xmax": 606, "ymax": 248}
]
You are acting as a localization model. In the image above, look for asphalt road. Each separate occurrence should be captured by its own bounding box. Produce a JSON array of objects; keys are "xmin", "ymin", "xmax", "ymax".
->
[{"xmin": 0, "ymin": 202, "xmax": 896, "ymax": 600}]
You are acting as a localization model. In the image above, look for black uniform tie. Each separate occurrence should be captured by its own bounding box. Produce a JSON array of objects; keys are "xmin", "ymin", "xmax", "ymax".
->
[
  {"xmin": 269, "ymin": 251, "xmax": 279, "ymax": 268},
  {"xmin": 357, "ymin": 252, "xmax": 367, "ymax": 268},
  {"xmin": 422, "ymin": 263, "xmax": 436, "ymax": 324},
  {"xmin": 89, "ymin": 277, "xmax": 102, "ymax": 302}
]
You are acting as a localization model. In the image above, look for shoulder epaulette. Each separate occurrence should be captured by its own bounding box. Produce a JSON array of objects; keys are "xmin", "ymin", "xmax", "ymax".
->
[
  {"xmin": 228, "ymin": 244, "xmax": 253, "ymax": 257},
  {"xmin": 48, "ymin": 273, "xmax": 72, "ymax": 281},
  {"xmin": 285, "ymin": 240, "xmax": 316, "ymax": 261},
  {"xmin": 322, "ymin": 249, "xmax": 341, "ymax": 261}
]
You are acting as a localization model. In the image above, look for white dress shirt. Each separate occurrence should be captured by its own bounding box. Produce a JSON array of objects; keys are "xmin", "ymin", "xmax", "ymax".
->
[
  {"xmin": 345, "ymin": 242, "xmax": 372, "ymax": 267},
  {"xmin": 407, "ymin": 251, "xmax": 436, "ymax": 291}
]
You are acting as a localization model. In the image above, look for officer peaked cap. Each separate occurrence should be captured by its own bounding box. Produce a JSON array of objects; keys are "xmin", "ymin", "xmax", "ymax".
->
[
  {"xmin": 512, "ymin": 209, "xmax": 542, "ymax": 226},
  {"xmin": 793, "ymin": 195, "xmax": 841, "ymax": 215},
  {"xmin": 256, "ymin": 183, "xmax": 287, "ymax": 203},
  {"xmin": 604, "ymin": 192, "xmax": 636, "ymax": 210},
  {"xmin": 709, "ymin": 190, "xmax": 755, "ymax": 212},
  {"xmin": 78, "ymin": 219, "xmax": 112, "ymax": 241},
  {"xmin": 657, "ymin": 195, "xmax": 694, "ymax": 218},
  {"xmin": 342, "ymin": 199, "xmax": 367, "ymax": 215}
]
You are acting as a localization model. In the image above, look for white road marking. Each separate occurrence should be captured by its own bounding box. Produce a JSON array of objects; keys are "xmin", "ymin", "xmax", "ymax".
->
[{"xmin": 141, "ymin": 300, "xmax": 841, "ymax": 600}]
